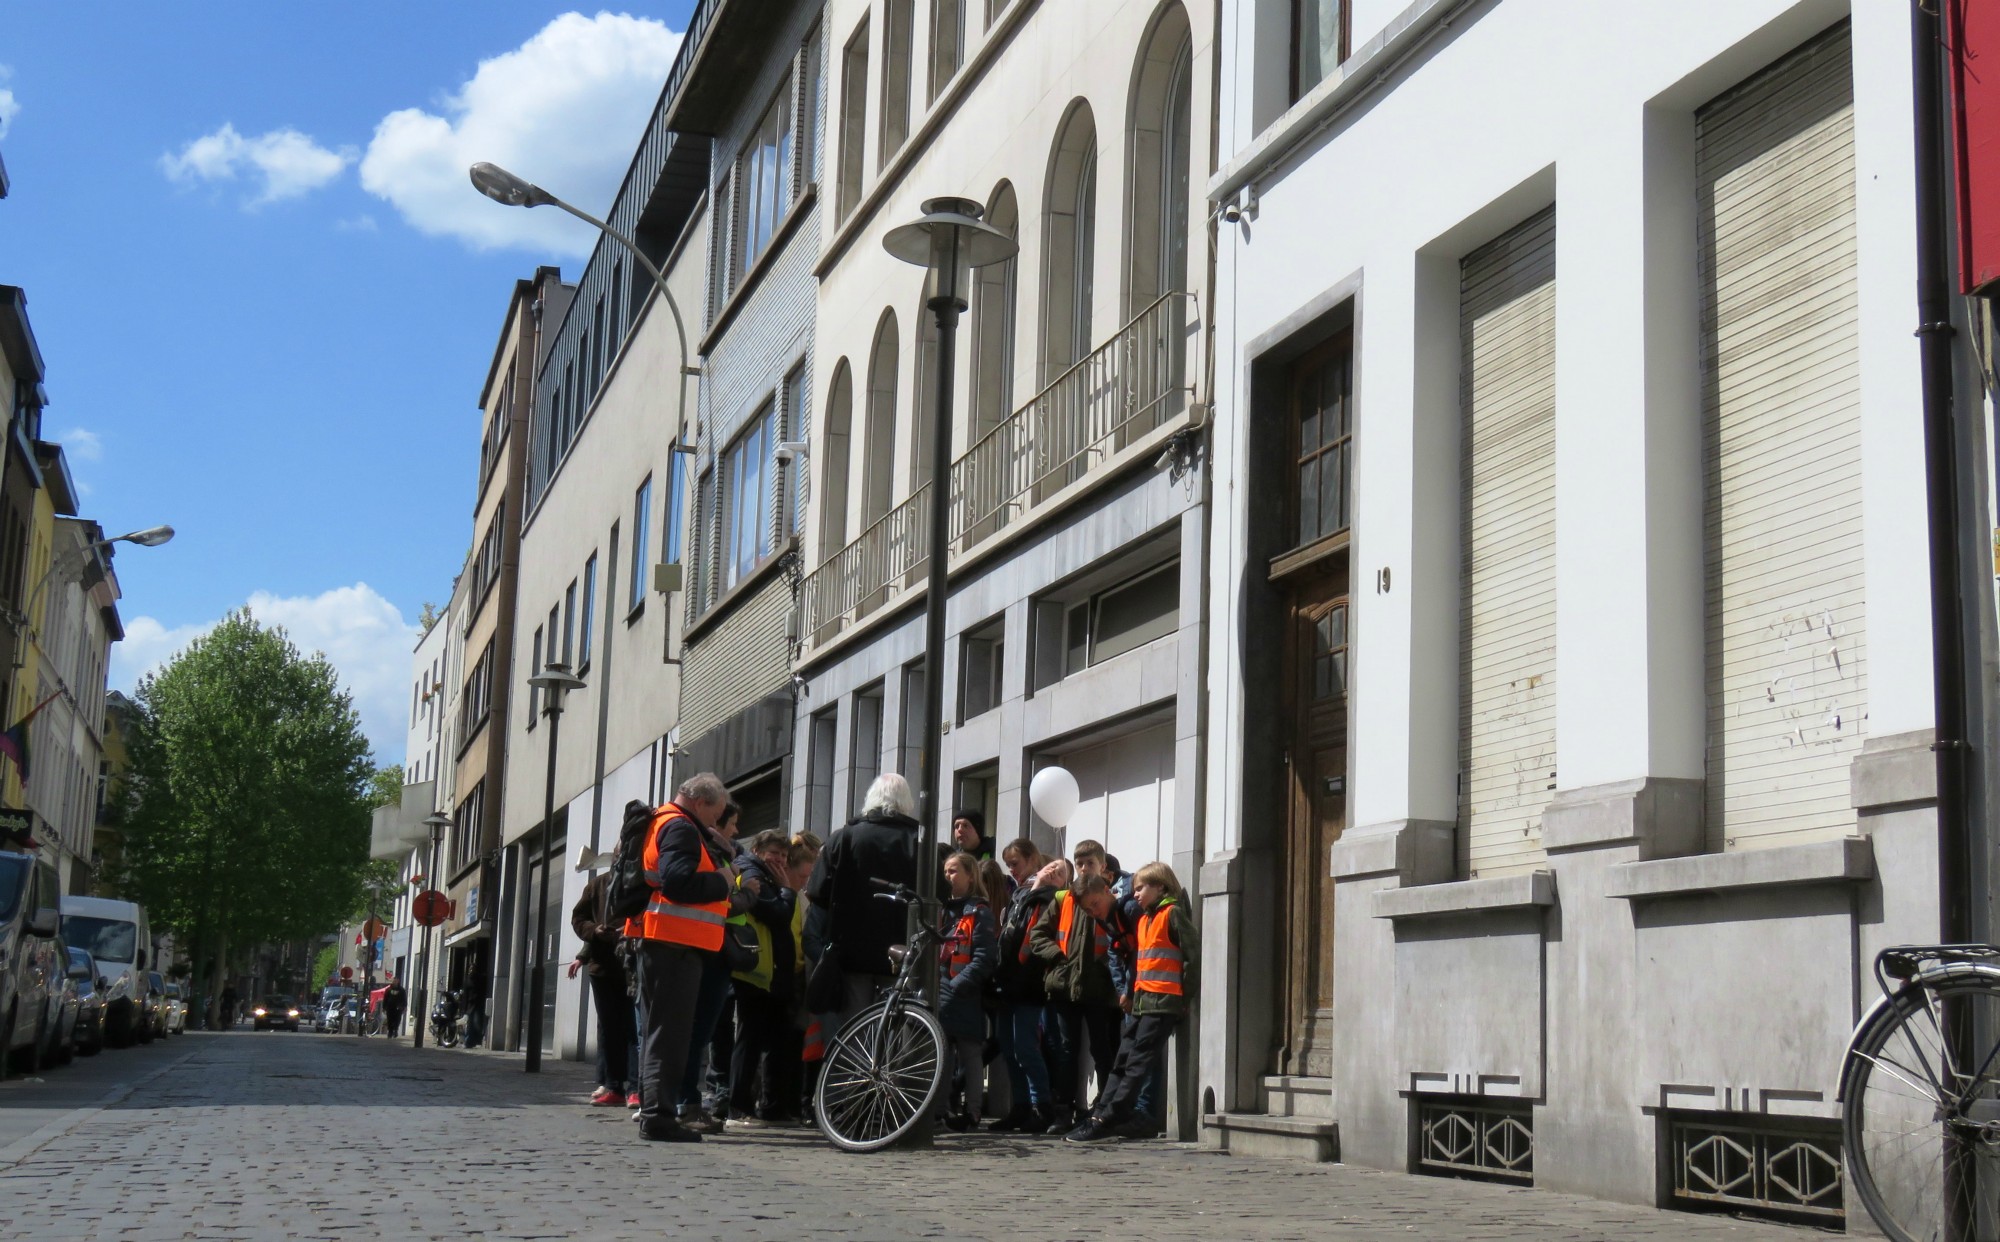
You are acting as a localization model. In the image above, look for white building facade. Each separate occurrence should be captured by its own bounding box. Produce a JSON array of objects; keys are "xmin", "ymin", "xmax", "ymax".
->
[{"xmin": 1200, "ymin": 0, "xmax": 1987, "ymax": 1223}]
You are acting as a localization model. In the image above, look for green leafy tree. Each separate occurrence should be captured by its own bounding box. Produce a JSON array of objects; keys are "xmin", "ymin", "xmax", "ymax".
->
[
  {"xmin": 366, "ymin": 764, "xmax": 404, "ymax": 812},
  {"xmin": 120, "ymin": 610, "xmax": 377, "ymax": 1028},
  {"xmin": 310, "ymin": 943, "xmax": 339, "ymax": 994}
]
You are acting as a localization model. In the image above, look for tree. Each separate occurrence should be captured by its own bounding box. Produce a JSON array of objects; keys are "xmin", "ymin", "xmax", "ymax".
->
[
  {"xmin": 119, "ymin": 610, "xmax": 377, "ymax": 1029},
  {"xmin": 366, "ymin": 764, "xmax": 404, "ymax": 812},
  {"xmin": 417, "ymin": 601, "xmax": 442, "ymax": 631}
]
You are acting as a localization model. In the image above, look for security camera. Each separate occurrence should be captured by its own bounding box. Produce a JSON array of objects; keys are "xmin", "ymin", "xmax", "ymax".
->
[{"xmin": 774, "ymin": 440, "xmax": 810, "ymax": 464}]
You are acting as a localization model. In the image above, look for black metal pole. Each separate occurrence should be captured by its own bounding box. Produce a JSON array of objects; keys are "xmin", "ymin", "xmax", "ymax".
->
[
  {"xmin": 414, "ymin": 830, "xmax": 440, "ymax": 1049},
  {"xmin": 914, "ymin": 292, "xmax": 962, "ymax": 1010},
  {"xmin": 526, "ymin": 700, "xmax": 562, "ymax": 1072}
]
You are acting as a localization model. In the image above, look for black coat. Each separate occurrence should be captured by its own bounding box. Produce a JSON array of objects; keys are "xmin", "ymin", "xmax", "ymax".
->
[
  {"xmin": 996, "ymin": 884, "xmax": 1057, "ymax": 1004},
  {"xmin": 805, "ymin": 809, "xmax": 929, "ymax": 977}
]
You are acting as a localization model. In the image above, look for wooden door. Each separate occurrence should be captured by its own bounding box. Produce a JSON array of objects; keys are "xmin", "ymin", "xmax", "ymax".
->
[{"xmin": 1277, "ymin": 575, "xmax": 1348, "ymax": 1079}]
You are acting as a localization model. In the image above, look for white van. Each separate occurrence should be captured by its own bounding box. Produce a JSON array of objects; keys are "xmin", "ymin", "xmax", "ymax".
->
[{"xmin": 59, "ymin": 895, "xmax": 153, "ymax": 1048}]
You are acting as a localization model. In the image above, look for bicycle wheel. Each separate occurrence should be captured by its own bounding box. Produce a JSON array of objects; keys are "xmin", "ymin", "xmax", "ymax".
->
[
  {"xmin": 1845, "ymin": 976, "xmax": 2000, "ymax": 1241},
  {"xmin": 816, "ymin": 998, "xmax": 946, "ymax": 1153}
]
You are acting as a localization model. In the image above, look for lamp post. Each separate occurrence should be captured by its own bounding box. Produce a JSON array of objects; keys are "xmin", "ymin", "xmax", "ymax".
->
[
  {"xmin": 524, "ymin": 659, "xmax": 586, "ymax": 1073},
  {"xmin": 414, "ymin": 811, "xmax": 448, "ymax": 1049},
  {"xmin": 20, "ymin": 524, "xmax": 174, "ymax": 645},
  {"xmin": 468, "ymin": 163, "xmax": 697, "ymax": 446},
  {"xmin": 882, "ymin": 198, "xmax": 1018, "ymax": 1003}
]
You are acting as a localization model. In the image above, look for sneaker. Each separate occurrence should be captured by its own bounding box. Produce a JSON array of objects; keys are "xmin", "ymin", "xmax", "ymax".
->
[
  {"xmin": 1041, "ymin": 1108, "xmax": 1076, "ymax": 1136},
  {"xmin": 942, "ymin": 1112, "xmax": 974, "ymax": 1133},
  {"xmin": 626, "ymin": 1092, "xmax": 642, "ymax": 1109},
  {"xmin": 1112, "ymin": 1115, "xmax": 1165, "ymax": 1140},
  {"xmin": 727, "ymin": 1115, "xmax": 777, "ymax": 1130},
  {"xmin": 1065, "ymin": 1118, "xmax": 1115, "ymax": 1145},
  {"xmin": 589, "ymin": 1087, "xmax": 621, "ymax": 1107},
  {"xmin": 680, "ymin": 1109, "xmax": 725, "ymax": 1135},
  {"xmin": 640, "ymin": 1120, "xmax": 702, "ymax": 1143},
  {"xmin": 630, "ymin": 1109, "xmax": 643, "ymax": 1122}
]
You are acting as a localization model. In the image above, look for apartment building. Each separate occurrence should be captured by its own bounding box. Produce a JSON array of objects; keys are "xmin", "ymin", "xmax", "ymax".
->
[{"xmin": 1199, "ymin": 0, "xmax": 1987, "ymax": 1225}]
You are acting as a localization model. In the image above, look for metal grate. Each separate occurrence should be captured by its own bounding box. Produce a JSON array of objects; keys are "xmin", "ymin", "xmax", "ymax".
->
[
  {"xmin": 1415, "ymin": 1097, "xmax": 1534, "ymax": 1183},
  {"xmin": 1667, "ymin": 1113, "xmax": 1843, "ymax": 1224}
]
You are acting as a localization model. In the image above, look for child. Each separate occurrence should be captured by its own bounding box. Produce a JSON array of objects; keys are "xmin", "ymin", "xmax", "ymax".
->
[
  {"xmin": 1065, "ymin": 861, "xmax": 1198, "ymax": 1143},
  {"xmin": 937, "ymin": 850, "xmax": 999, "ymax": 1131}
]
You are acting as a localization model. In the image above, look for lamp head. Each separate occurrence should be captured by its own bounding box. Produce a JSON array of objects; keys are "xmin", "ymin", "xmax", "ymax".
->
[
  {"xmin": 469, "ymin": 162, "xmax": 556, "ymax": 209},
  {"xmin": 528, "ymin": 660, "xmax": 588, "ymax": 717},
  {"xmin": 423, "ymin": 812, "xmax": 450, "ymax": 845},
  {"xmin": 115, "ymin": 526, "xmax": 175, "ymax": 548},
  {"xmin": 883, "ymin": 196, "xmax": 1018, "ymax": 308}
]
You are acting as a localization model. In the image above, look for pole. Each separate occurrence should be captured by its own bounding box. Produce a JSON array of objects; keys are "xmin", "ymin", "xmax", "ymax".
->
[
  {"xmin": 414, "ymin": 829, "xmax": 440, "ymax": 1050},
  {"xmin": 913, "ymin": 293, "xmax": 962, "ymax": 1009},
  {"xmin": 526, "ymin": 699, "xmax": 562, "ymax": 1072},
  {"xmin": 1911, "ymin": 2, "xmax": 1976, "ymax": 1233}
]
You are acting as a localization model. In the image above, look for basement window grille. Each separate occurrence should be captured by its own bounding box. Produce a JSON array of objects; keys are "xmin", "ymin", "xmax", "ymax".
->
[
  {"xmin": 1666, "ymin": 1113, "xmax": 1843, "ymax": 1225},
  {"xmin": 1415, "ymin": 1096, "xmax": 1533, "ymax": 1183}
]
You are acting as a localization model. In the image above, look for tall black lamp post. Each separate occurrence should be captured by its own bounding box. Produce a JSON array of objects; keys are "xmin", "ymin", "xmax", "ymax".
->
[
  {"xmin": 882, "ymin": 197, "xmax": 1018, "ymax": 1002},
  {"xmin": 524, "ymin": 659, "xmax": 586, "ymax": 1072},
  {"xmin": 414, "ymin": 811, "xmax": 449, "ymax": 1049}
]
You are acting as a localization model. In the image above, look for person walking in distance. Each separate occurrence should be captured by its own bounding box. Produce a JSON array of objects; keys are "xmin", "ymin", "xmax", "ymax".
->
[
  {"xmin": 381, "ymin": 977, "xmax": 407, "ymax": 1039},
  {"xmin": 571, "ymin": 857, "xmax": 638, "ymax": 1108},
  {"xmin": 460, "ymin": 948, "xmax": 491, "ymax": 1048},
  {"xmin": 630, "ymin": 774, "xmax": 757, "ymax": 1143},
  {"xmin": 805, "ymin": 774, "xmax": 927, "ymax": 1038}
]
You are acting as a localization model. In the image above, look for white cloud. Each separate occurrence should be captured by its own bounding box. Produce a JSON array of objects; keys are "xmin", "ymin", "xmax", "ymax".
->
[
  {"xmin": 161, "ymin": 123, "xmax": 355, "ymax": 207},
  {"xmin": 334, "ymin": 213, "xmax": 379, "ymax": 233},
  {"xmin": 52, "ymin": 427, "xmax": 102, "ymax": 463},
  {"xmin": 0, "ymin": 89, "xmax": 18, "ymax": 140},
  {"xmin": 113, "ymin": 584, "xmax": 423, "ymax": 764},
  {"xmin": 360, "ymin": 12, "xmax": 681, "ymax": 256}
]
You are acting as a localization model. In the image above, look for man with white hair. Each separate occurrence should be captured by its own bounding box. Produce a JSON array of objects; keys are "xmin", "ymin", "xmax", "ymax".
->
[{"xmin": 805, "ymin": 772, "xmax": 931, "ymax": 1035}]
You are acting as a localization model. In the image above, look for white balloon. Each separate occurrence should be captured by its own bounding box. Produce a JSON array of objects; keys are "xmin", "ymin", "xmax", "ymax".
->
[{"xmin": 1028, "ymin": 766, "xmax": 1081, "ymax": 830}]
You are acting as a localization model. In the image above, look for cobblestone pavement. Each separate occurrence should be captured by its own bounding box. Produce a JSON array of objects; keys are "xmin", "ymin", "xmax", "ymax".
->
[{"xmin": 0, "ymin": 1030, "xmax": 1830, "ymax": 1241}]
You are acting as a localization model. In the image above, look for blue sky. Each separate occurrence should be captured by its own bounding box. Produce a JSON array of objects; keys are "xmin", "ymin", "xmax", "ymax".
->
[{"xmin": 0, "ymin": 4, "xmax": 695, "ymax": 761}]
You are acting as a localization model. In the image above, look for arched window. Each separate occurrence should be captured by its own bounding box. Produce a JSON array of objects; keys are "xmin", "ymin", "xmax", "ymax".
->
[
  {"xmin": 970, "ymin": 181, "xmax": 1019, "ymax": 440},
  {"xmin": 818, "ymin": 360, "xmax": 854, "ymax": 560},
  {"xmin": 1042, "ymin": 101, "xmax": 1099, "ymax": 384},
  {"xmin": 863, "ymin": 310, "xmax": 900, "ymax": 529},
  {"xmin": 1127, "ymin": 4, "xmax": 1193, "ymax": 312}
]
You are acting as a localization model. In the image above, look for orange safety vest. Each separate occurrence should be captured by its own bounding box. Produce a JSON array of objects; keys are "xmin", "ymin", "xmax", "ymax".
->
[
  {"xmin": 802, "ymin": 1018, "xmax": 825, "ymax": 1063},
  {"xmin": 1055, "ymin": 892, "xmax": 1108, "ymax": 963},
  {"xmin": 942, "ymin": 902, "xmax": 984, "ymax": 981},
  {"xmin": 1134, "ymin": 899, "xmax": 1184, "ymax": 996},
  {"xmin": 624, "ymin": 803, "xmax": 729, "ymax": 951}
]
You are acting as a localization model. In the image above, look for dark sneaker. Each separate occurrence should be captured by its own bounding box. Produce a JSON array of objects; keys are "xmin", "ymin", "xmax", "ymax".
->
[
  {"xmin": 942, "ymin": 1112, "xmax": 974, "ymax": 1133},
  {"xmin": 1065, "ymin": 1118, "xmax": 1115, "ymax": 1144},
  {"xmin": 680, "ymin": 1109, "xmax": 725, "ymax": 1134},
  {"xmin": 640, "ymin": 1120, "xmax": 702, "ymax": 1143},
  {"xmin": 1041, "ymin": 1109, "xmax": 1076, "ymax": 1135},
  {"xmin": 1112, "ymin": 1115, "xmax": 1165, "ymax": 1140}
]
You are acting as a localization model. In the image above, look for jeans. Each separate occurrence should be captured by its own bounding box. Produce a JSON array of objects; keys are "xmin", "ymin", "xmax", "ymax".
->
[
  {"xmin": 588, "ymin": 971, "xmax": 636, "ymax": 1093},
  {"xmin": 636, "ymin": 942, "xmax": 705, "ymax": 1129},
  {"xmin": 1045, "ymin": 1001, "xmax": 1122, "ymax": 1112},
  {"xmin": 997, "ymin": 1002, "xmax": 1051, "ymax": 1109},
  {"xmin": 678, "ymin": 954, "xmax": 731, "ymax": 1113},
  {"xmin": 1094, "ymin": 1013, "xmax": 1172, "ymax": 1125},
  {"xmin": 463, "ymin": 1002, "xmax": 488, "ymax": 1049}
]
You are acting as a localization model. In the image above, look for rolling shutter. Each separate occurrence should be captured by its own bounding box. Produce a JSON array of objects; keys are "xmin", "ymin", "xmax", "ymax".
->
[
  {"xmin": 1698, "ymin": 25, "xmax": 1864, "ymax": 853},
  {"xmin": 1458, "ymin": 208, "xmax": 1558, "ymax": 879}
]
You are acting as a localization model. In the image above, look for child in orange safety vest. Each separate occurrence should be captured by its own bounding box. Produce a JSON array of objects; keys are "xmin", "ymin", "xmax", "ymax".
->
[{"xmin": 1063, "ymin": 861, "xmax": 1198, "ymax": 1144}]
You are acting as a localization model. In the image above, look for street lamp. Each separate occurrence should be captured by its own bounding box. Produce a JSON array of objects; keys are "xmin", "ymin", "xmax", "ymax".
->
[
  {"xmin": 882, "ymin": 197, "xmax": 1017, "ymax": 1001},
  {"xmin": 19, "ymin": 524, "xmax": 174, "ymax": 652},
  {"xmin": 523, "ymin": 659, "xmax": 586, "ymax": 1073},
  {"xmin": 468, "ymin": 163, "xmax": 697, "ymax": 448},
  {"xmin": 414, "ymin": 811, "xmax": 449, "ymax": 1049}
]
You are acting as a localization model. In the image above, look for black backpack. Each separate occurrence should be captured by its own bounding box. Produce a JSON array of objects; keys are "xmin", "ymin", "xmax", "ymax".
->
[{"xmin": 606, "ymin": 800, "xmax": 661, "ymax": 922}]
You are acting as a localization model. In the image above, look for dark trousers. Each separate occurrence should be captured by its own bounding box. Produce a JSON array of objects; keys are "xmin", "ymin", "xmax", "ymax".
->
[
  {"xmin": 383, "ymin": 1007, "xmax": 404, "ymax": 1037},
  {"xmin": 729, "ymin": 986, "xmax": 802, "ymax": 1119},
  {"xmin": 679, "ymin": 956, "xmax": 731, "ymax": 1112},
  {"xmin": 636, "ymin": 941, "xmax": 704, "ymax": 1128},
  {"xmin": 1047, "ymin": 1000, "xmax": 1124, "ymax": 1111},
  {"xmin": 1094, "ymin": 1013, "xmax": 1173, "ymax": 1123},
  {"xmin": 588, "ymin": 971, "xmax": 636, "ymax": 1093}
]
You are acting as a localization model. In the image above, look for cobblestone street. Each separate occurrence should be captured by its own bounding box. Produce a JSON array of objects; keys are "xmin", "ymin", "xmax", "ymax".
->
[{"xmin": 0, "ymin": 1030, "xmax": 1831, "ymax": 1241}]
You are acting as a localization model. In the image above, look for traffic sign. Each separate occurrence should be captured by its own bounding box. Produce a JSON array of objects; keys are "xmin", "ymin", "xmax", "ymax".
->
[
  {"xmin": 340, "ymin": 966, "xmax": 353, "ymax": 981},
  {"xmin": 413, "ymin": 889, "xmax": 450, "ymax": 927},
  {"xmin": 361, "ymin": 917, "xmax": 388, "ymax": 941}
]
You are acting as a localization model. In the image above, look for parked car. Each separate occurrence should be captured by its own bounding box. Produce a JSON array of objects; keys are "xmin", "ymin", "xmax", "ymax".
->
[
  {"xmin": 65, "ymin": 948, "xmax": 104, "ymax": 1056},
  {"xmin": 143, "ymin": 971, "xmax": 171, "ymax": 1041},
  {"xmin": 59, "ymin": 896, "xmax": 152, "ymax": 1048},
  {"xmin": 1, "ymin": 850, "xmax": 68, "ymax": 1076},
  {"xmin": 46, "ymin": 953, "xmax": 80, "ymax": 1064},
  {"xmin": 161, "ymin": 980, "xmax": 187, "ymax": 1035},
  {"xmin": 252, "ymin": 995, "xmax": 301, "ymax": 1032},
  {"xmin": 314, "ymin": 986, "xmax": 355, "ymax": 1033}
]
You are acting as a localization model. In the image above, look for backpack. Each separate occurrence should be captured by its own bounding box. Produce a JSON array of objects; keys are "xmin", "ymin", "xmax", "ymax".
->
[{"xmin": 606, "ymin": 800, "xmax": 661, "ymax": 922}]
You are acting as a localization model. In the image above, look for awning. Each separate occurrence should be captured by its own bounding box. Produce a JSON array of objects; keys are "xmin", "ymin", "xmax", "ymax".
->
[{"xmin": 441, "ymin": 921, "xmax": 493, "ymax": 950}]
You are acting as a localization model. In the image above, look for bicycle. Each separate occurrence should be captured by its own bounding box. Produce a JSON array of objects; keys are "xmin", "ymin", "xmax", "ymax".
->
[
  {"xmin": 814, "ymin": 881, "xmax": 948, "ymax": 1153},
  {"xmin": 1841, "ymin": 944, "xmax": 2000, "ymax": 1240}
]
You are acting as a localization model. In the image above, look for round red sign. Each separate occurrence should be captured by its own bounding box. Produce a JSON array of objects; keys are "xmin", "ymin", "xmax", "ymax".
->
[{"xmin": 412, "ymin": 890, "xmax": 450, "ymax": 927}]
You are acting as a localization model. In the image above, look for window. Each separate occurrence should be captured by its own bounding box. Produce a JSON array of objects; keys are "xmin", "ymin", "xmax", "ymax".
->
[
  {"xmin": 1294, "ymin": 332, "xmax": 1353, "ymax": 546},
  {"xmin": 1129, "ymin": 14, "xmax": 1194, "ymax": 311},
  {"xmin": 805, "ymin": 707, "xmax": 837, "ymax": 836},
  {"xmin": 899, "ymin": 661, "xmax": 927, "ymax": 776},
  {"xmin": 1312, "ymin": 604, "xmax": 1348, "ymax": 701},
  {"xmin": 971, "ymin": 184, "xmax": 1019, "ymax": 440},
  {"xmin": 819, "ymin": 362, "xmax": 854, "ymax": 558},
  {"xmin": 629, "ymin": 476, "xmax": 652, "ymax": 614},
  {"xmin": 458, "ymin": 641, "xmax": 496, "ymax": 744},
  {"xmin": 451, "ymin": 781, "xmax": 485, "ymax": 874},
  {"xmin": 591, "ymin": 296, "xmax": 607, "ymax": 391},
  {"xmin": 1292, "ymin": 0, "xmax": 1348, "ymax": 100},
  {"xmin": 528, "ymin": 625, "xmax": 543, "ymax": 727},
  {"xmin": 784, "ymin": 364, "xmax": 809, "ymax": 537},
  {"xmin": 1043, "ymin": 103, "xmax": 1099, "ymax": 382},
  {"xmin": 801, "ymin": 23, "xmax": 825, "ymax": 188},
  {"xmin": 578, "ymin": 555, "xmax": 597, "ymax": 669},
  {"xmin": 1040, "ymin": 559, "xmax": 1180, "ymax": 683},
  {"xmin": 849, "ymin": 683, "xmax": 884, "ymax": 815},
  {"xmin": 722, "ymin": 402, "xmax": 778, "ymax": 591},
  {"xmin": 837, "ymin": 21, "xmax": 869, "ymax": 218},
  {"xmin": 665, "ymin": 452, "xmax": 688, "ymax": 566},
  {"xmin": 547, "ymin": 605, "xmax": 561, "ymax": 670},
  {"xmin": 880, "ymin": 0, "xmax": 913, "ymax": 166},
  {"xmin": 863, "ymin": 311, "xmax": 900, "ymax": 529},
  {"xmin": 929, "ymin": 0, "xmax": 964, "ymax": 102},
  {"xmin": 738, "ymin": 75, "xmax": 796, "ymax": 281},
  {"xmin": 958, "ymin": 615, "xmax": 1005, "ymax": 721},
  {"xmin": 562, "ymin": 579, "xmax": 578, "ymax": 666}
]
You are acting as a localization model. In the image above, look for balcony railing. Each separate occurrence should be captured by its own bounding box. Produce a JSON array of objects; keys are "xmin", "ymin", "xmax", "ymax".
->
[{"xmin": 800, "ymin": 291, "xmax": 1195, "ymax": 647}]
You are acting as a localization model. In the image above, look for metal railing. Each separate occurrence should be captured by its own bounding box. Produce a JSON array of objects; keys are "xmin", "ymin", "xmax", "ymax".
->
[{"xmin": 800, "ymin": 291, "xmax": 1195, "ymax": 645}]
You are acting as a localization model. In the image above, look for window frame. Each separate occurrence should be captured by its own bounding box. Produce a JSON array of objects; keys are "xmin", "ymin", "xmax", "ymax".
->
[
  {"xmin": 736, "ymin": 72, "xmax": 797, "ymax": 284},
  {"xmin": 720, "ymin": 401, "xmax": 779, "ymax": 593},
  {"xmin": 879, "ymin": 0, "xmax": 914, "ymax": 167},
  {"xmin": 837, "ymin": 19, "xmax": 870, "ymax": 220},
  {"xmin": 1290, "ymin": 0, "xmax": 1351, "ymax": 102},
  {"xmin": 928, "ymin": 0, "xmax": 964, "ymax": 103},
  {"xmin": 1290, "ymin": 330, "xmax": 1355, "ymax": 550},
  {"xmin": 578, "ymin": 554, "xmax": 598, "ymax": 672},
  {"xmin": 628, "ymin": 475, "xmax": 653, "ymax": 618}
]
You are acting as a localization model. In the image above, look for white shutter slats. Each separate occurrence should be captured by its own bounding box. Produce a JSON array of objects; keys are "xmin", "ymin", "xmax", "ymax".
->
[
  {"xmin": 1699, "ymin": 24, "xmax": 1864, "ymax": 853},
  {"xmin": 1458, "ymin": 206, "xmax": 1558, "ymax": 878}
]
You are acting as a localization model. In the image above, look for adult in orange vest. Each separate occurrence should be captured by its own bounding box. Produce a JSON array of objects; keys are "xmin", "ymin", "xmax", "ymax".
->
[
  {"xmin": 1028, "ymin": 871, "xmax": 1122, "ymax": 1133},
  {"xmin": 632, "ymin": 773, "xmax": 757, "ymax": 1144},
  {"xmin": 1065, "ymin": 861, "xmax": 1199, "ymax": 1144}
]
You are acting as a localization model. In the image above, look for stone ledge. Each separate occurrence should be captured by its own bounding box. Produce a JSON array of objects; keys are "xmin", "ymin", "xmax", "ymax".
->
[
  {"xmin": 1852, "ymin": 729, "xmax": 1938, "ymax": 812},
  {"xmin": 1541, "ymin": 776, "xmax": 1703, "ymax": 858},
  {"xmin": 1605, "ymin": 837, "xmax": 1873, "ymax": 901},
  {"xmin": 1331, "ymin": 819, "xmax": 1453, "ymax": 883},
  {"xmin": 1202, "ymin": 1112, "xmax": 1341, "ymax": 1162},
  {"xmin": 1370, "ymin": 871, "xmax": 1556, "ymax": 921}
]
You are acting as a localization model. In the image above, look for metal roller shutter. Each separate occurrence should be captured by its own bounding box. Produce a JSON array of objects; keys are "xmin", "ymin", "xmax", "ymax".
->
[
  {"xmin": 1698, "ymin": 25, "xmax": 1864, "ymax": 853},
  {"xmin": 1458, "ymin": 207, "xmax": 1558, "ymax": 879}
]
